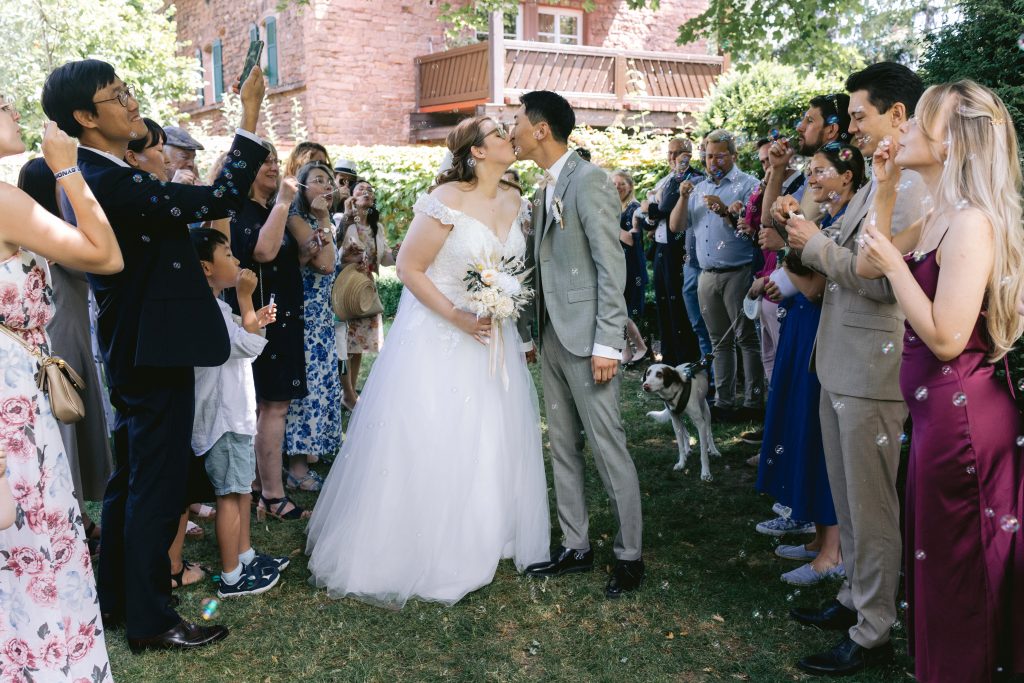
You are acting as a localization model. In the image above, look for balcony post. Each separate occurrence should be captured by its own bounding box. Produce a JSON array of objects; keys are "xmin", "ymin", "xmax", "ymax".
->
[
  {"xmin": 614, "ymin": 54, "xmax": 627, "ymax": 108},
  {"xmin": 487, "ymin": 11, "xmax": 505, "ymax": 105}
]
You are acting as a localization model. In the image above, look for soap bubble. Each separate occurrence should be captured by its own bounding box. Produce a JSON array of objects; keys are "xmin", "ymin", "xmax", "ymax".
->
[
  {"xmin": 914, "ymin": 550, "xmax": 926, "ymax": 560},
  {"xmin": 838, "ymin": 149, "xmax": 853, "ymax": 161},
  {"xmin": 826, "ymin": 115, "xmax": 839, "ymax": 125},
  {"xmin": 777, "ymin": 307, "xmax": 787, "ymax": 321},
  {"xmin": 774, "ymin": 445, "xmax": 784, "ymax": 455},
  {"xmin": 881, "ymin": 341, "xmax": 894, "ymax": 354},
  {"xmin": 200, "ymin": 597, "xmax": 220, "ymax": 621},
  {"xmin": 1016, "ymin": 435, "xmax": 1024, "ymax": 447},
  {"xmin": 985, "ymin": 507, "xmax": 995, "ymax": 518},
  {"xmin": 966, "ymin": 465, "xmax": 976, "ymax": 475},
  {"xmin": 999, "ymin": 515, "xmax": 1020, "ymax": 533},
  {"xmin": 941, "ymin": 366, "xmax": 952, "ymax": 376},
  {"xmin": 914, "ymin": 386, "xmax": 929, "ymax": 401},
  {"xmin": 875, "ymin": 434, "xmax": 889, "ymax": 446},
  {"xmin": 954, "ymin": 199, "xmax": 969, "ymax": 210},
  {"xmin": 952, "ymin": 392, "xmax": 967, "ymax": 407}
]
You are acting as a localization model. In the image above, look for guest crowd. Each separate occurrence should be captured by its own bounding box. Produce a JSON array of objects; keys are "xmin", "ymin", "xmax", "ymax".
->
[{"xmin": 0, "ymin": 52, "xmax": 1020, "ymax": 683}]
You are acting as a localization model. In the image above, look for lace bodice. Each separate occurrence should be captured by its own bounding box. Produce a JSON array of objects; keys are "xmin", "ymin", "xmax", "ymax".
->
[{"xmin": 412, "ymin": 193, "xmax": 531, "ymax": 308}]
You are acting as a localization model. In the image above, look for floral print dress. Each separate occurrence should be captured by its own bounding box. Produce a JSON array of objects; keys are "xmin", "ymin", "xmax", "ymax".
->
[
  {"xmin": 0, "ymin": 249, "xmax": 112, "ymax": 683},
  {"xmin": 284, "ymin": 212, "xmax": 344, "ymax": 459},
  {"xmin": 344, "ymin": 221, "xmax": 384, "ymax": 354}
]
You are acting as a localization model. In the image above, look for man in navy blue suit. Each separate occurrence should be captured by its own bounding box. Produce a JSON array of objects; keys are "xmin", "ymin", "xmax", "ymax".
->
[{"xmin": 42, "ymin": 59, "xmax": 270, "ymax": 652}]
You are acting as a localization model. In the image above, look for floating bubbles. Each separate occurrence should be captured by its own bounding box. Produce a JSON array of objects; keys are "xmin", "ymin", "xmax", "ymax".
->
[
  {"xmin": 827, "ymin": 191, "xmax": 840, "ymax": 203},
  {"xmin": 777, "ymin": 307, "xmax": 787, "ymax": 321},
  {"xmin": 774, "ymin": 445, "xmax": 784, "ymax": 455},
  {"xmin": 1000, "ymin": 515, "xmax": 1020, "ymax": 533},
  {"xmin": 832, "ymin": 400, "xmax": 845, "ymax": 411},
  {"xmin": 878, "ymin": 136, "xmax": 892, "ymax": 149},
  {"xmin": 1016, "ymin": 435, "xmax": 1024, "ymax": 447},
  {"xmin": 914, "ymin": 550, "xmax": 926, "ymax": 560},
  {"xmin": 899, "ymin": 600, "xmax": 908, "ymax": 610},
  {"xmin": 200, "ymin": 597, "xmax": 220, "ymax": 621},
  {"xmin": 769, "ymin": 128, "xmax": 781, "ymax": 140},
  {"xmin": 875, "ymin": 434, "xmax": 889, "ymax": 446},
  {"xmin": 828, "ymin": 281, "xmax": 838, "ymax": 292},
  {"xmin": 941, "ymin": 366, "xmax": 952, "ymax": 376},
  {"xmin": 899, "ymin": 432, "xmax": 907, "ymax": 443},
  {"xmin": 1001, "ymin": 276, "xmax": 1012, "ymax": 287},
  {"xmin": 881, "ymin": 341, "xmax": 894, "ymax": 354},
  {"xmin": 952, "ymin": 392, "xmax": 967, "ymax": 407},
  {"xmin": 914, "ymin": 386, "xmax": 929, "ymax": 401},
  {"xmin": 838, "ymin": 148, "xmax": 853, "ymax": 161},
  {"xmin": 955, "ymin": 199, "xmax": 969, "ymax": 210},
  {"xmin": 716, "ymin": 241, "xmax": 725, "ymax": 250},
  {"xmin": 985, "ymin": 507, "xmax": 995, "ymax": 518},
  {"xmin": 907, "ymin": 334, "xmax": 917, "ymax": 342},
  {"xmin": 966, "ymin": 465, "xmax": 976, "ymax": 475},
  {"xmin": 1018, "ymin": 33, "xmax": 1024, "ymax": 51},
  {"xmin": 826, "ymin": 115, "xmax": 839, "ymax": 125}
]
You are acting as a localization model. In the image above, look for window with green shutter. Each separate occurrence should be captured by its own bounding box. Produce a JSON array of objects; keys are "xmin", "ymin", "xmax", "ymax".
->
[
  {"xmin": 249, "ymin": 24, "xmax": 259, "ymax": 44},
  {"xmin": 212, "ymin": 39, "xmax": 224, "ymax": 102},
  {"xmin": 265, "ymin": 17, "xmax": 278, "ymax": 87}
]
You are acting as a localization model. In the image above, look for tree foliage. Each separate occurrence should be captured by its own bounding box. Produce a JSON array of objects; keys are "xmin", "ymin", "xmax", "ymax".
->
[
  {"xmin": 920, "ymin": 0, "xmax": 1024, "ymax": 136},
  {"xmin": 0, "ymin": 0, "xmax": 195, "ymax": 149}
]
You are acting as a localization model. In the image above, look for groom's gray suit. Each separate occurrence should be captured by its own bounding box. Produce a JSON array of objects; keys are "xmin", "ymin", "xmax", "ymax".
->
[{"xmin": 518, "ymin": 150, "xmax": 643, "ymax": 561}]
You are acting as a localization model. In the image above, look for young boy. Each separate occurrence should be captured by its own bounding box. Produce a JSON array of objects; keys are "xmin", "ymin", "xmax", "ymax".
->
[{"xmin": 190, "ymin": 228, "xmax": 288, "ymax": 597}]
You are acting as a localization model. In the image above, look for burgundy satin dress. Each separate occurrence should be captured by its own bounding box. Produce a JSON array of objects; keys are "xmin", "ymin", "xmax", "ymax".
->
[{"xmin": 900, "ymin": 249, "xmax": 1024, "ymax": 682}]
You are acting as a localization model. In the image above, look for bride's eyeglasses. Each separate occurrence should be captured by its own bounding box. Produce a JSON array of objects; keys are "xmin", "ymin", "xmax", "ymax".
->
[{"xmin": 483, "ymin": 122, "xmax": 509, "ymax": 141}]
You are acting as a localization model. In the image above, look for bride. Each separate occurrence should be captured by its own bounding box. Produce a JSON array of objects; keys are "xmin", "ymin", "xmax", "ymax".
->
[{"xmin": 305, "ymin": 116, "xmax": 550, "ymax": 607}]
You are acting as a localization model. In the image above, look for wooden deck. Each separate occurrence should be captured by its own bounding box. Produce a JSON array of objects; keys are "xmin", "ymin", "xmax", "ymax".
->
[{"xmin": 412, "ymin": 38, "xmax": 725, "ymax": 142}]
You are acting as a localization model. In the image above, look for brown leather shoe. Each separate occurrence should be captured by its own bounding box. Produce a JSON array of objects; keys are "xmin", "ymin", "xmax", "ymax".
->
[{"xmin": 128, "ymin": 620, "xmax": 228, "ymax": 654}]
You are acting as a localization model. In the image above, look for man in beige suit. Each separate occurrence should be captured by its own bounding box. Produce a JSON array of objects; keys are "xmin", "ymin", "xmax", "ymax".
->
[
  {"xmin": 777, "ymin": 62, "xmax": 929, "ymax": 677},
  {"xmin": 512, "ymin": 91, "xmax": 644, "ymax": 599}
]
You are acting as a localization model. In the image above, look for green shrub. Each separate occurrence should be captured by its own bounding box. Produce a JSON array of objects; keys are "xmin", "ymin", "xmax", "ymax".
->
[{"xmin": 376, "ymin": 266, "xmax": 404, "ymax": 318}]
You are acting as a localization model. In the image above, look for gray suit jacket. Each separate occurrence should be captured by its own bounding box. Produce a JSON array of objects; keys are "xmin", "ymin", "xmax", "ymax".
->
[
  {"xmin": 801, "ymin": 170, "xmax": 928, "ymax": 401},
  {"xmin": 518, "ymin": 152, "xmax": 627, "ymax": 356}
]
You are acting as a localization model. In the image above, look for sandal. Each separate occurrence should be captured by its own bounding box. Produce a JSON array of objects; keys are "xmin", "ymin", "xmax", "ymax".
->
[
  {"xmin": 256, "ymin": 494, "xmax": 311, "ymax": 521},
  {"xmin": 185, "ymin": 520, "xmax": 204, "ymax": 538},
  {"xmin": 190, "ymin": 503, "xmax": 217, "ymax": 520},
  {"xmin": 170, "ymin": 560, "xmax": 207, "ymax": 589},
  {"xmin": 284, "ymin": 468, "xmax": 323, "ymax": 492}
]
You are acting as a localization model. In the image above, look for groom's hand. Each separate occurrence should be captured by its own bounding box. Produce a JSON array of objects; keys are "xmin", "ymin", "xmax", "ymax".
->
[
  {"xmin": 525, "ymin": 349, "xmax": 537, "ymax": 364},
  {"xmin": 592, "ymin": 356, "xmax": 618, "ymax": 384}
]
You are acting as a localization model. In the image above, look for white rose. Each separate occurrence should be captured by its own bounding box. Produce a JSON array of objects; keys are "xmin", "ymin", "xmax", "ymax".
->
[
  {"xmin": 494, "ymin": 297, "xmax": 515, "ymax": 319},
  {"xmin": 479, "ymin": 268, "xmax": 499, "ymax": 287},
  {"xmin": 493, "ymin": 273, "xmax": 521, "ymax": 295}
]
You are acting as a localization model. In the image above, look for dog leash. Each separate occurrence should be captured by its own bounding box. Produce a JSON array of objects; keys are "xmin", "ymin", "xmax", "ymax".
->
[{"xmin": 686, "ymin": 309, "xmax": 746, "ymax": 378}]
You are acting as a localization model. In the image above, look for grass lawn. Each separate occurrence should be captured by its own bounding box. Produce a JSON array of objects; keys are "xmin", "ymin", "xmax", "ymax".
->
[{"xmin": 90, "ymin": 352, "xmax": 912, "ymax": 683}]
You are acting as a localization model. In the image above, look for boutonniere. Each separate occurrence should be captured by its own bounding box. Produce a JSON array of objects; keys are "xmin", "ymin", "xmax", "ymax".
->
[{"xmin": 552, "ymin": 197, "xmax": 564, "ymax": 229}]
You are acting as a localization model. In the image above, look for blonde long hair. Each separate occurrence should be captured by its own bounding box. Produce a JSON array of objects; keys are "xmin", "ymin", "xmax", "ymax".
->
[{"xmin": 916, "ymin": 80, "xmax": 1024, "ymax": 361}]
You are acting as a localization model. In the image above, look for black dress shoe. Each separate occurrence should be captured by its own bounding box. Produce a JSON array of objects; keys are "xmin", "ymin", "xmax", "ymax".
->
[
  {"xmin": 524, "ymin": 546, "xmax": 593, "ymax": 577},
  {"xmin": 128, "ymin": 620, "xmax": 229, "ymax": 654},
  {"xmin": 796, "ymin": 635, "xmax": 894, "ymax": 676},
  {"xmin": 790, "ymin": 599, "xmax": 858, "ymax": 631},
  {"xmin": 605, "ymin": 558, "xmax": 645, "ymax": 598}
]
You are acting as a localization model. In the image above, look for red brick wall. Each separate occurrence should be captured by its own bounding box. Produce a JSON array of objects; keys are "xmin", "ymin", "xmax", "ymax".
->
[{"xmin": 173, "ymin": 0, "xmax": 711, "ymax": 146}]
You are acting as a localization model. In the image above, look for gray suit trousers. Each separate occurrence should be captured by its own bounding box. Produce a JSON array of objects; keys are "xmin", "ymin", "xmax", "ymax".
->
[
  {"xmin": 819, "ymin": 389, "xmax": 907, "ymax": 648},
  {"xmin": 540, "ymin": 325, "xmax": 643, "ymax": 560}
]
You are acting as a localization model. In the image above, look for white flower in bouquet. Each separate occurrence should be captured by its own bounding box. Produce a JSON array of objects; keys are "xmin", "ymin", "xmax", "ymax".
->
[
  {"xmin": 493, "ymin": 272, "xmax": 521, "ymax": 296},
  {"xmin": 479, "ymin": 268, "xmax": 499, "ymax": 287}
]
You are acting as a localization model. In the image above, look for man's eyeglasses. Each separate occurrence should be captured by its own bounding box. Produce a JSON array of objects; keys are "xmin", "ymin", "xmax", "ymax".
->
[{"xmin": 94, "ymin": 84, "xmax": 136, "ymax": 108}]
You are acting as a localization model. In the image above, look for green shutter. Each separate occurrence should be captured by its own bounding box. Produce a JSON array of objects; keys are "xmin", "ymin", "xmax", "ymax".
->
[
  {"xmin": 195, "ymin": 49, "xmax": 205, "ymax": 106},
  {"xmin": 249, "ymin": 24, "xmax": 259, "ymax": 43},
  {"xmin": 212, "ymin": 39, "xmax": 224, "ymax": 102},
  {"xmin": 266, "ymin": 18, "xmax": 278, "ymax": 87}
]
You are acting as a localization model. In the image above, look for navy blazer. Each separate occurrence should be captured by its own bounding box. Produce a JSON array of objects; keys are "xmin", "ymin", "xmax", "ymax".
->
[{"xmin": 78, "ymin": 133, "xmax": 269, "ymax": 388}]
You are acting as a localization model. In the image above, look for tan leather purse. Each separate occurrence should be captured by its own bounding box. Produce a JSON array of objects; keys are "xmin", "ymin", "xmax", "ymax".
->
[{"xmin": 0, "ymin": 324, "xmax": 86, "ymax": 424}]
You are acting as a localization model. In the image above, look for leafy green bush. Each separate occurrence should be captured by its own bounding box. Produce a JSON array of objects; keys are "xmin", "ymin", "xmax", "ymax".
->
[
  {"xmin": 696, "ymin": 62, "xmax": 845, "ymax": 173},
  {"xmin": 376, "ymin": 266, "xmax": 403, "ymax": 318}
]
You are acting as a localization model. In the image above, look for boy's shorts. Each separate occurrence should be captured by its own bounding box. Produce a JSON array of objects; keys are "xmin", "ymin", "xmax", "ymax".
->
[{"xmin": 204, "ymin": 432, "xmax": 256, "ymax": 496}]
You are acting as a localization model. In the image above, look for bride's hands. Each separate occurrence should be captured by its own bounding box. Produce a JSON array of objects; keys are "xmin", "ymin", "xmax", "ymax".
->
[{"xmin": 453, "ymin": 310, "xmax": 492, "ymax": 345}]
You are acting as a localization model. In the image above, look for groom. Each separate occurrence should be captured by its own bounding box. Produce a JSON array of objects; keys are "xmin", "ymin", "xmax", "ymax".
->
[{"xmin": 512, "ymin": 91, "xmax": 644, "ymax": 598}]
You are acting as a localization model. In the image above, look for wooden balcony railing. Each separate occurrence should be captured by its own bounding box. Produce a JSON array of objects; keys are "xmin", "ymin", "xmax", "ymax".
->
[{"xmin": 414, "ymin": 39, "xmax": 725, "ymax": 115}]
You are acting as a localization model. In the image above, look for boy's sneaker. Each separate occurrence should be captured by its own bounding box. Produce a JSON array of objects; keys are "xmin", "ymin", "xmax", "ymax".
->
[
  {"xmin": 739, "ymin": 428, "xmax": 763, "ymax": 445},
  {"xmin": 217, "ymin": 567, "xmax": 280, "ymax": 598},
  {"xmin": 755, "ymin": 516, "xmax": 816, "ymax": 537},
  {"xmin": 245, "ymin": 552, "xmax": 290, "ymax": 576}
]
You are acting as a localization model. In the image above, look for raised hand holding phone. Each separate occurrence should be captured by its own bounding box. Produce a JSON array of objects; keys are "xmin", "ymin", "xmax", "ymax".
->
[{"xmin": 239, "ymin": 39, "xmax": 264, "ymax": 89}]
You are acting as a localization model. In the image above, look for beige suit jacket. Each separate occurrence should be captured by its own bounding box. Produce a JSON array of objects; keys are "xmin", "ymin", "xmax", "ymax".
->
[{"xmin": 801, "ymin": 171, "xmax": 929, "ymax": 401}]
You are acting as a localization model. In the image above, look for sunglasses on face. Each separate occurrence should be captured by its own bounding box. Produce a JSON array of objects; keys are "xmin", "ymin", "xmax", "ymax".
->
[
  {"xmin": 0, "ymin": 102, "xmax": 18, "ymax": 118},
  {"xmin": 483, "ymin": 122, "xmax": 509, "ymax": 140}
]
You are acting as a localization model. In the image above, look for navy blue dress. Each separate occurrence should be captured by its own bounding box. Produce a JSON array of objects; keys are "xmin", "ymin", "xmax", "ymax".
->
[
  {"xmin": 755, "ymin": 210, "xmax": 845, "ymax": 526},
  {"xmin": 228, "ymin": 199, "xmax": 308, "ymax": 402},
  {"xmin": 619, "ymin": 199, "xmax": 647, "ymax": 318}
]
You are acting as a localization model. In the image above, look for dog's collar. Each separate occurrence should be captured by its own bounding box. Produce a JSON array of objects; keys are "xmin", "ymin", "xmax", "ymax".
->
[{"xmin": 667, "ymin": 378, "xmax": 693, "ymax": 414}]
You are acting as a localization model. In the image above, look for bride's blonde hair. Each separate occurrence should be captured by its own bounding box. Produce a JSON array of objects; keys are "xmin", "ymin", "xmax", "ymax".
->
[{"xmin": 916, "ymin": 80, "xmax": 1024, "ymax": 361}]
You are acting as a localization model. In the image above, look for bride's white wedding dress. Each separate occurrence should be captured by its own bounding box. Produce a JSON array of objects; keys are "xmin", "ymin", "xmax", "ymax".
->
[{"xmin": 305, "ymin": 193, "xmax": 550, "ymax": 608}]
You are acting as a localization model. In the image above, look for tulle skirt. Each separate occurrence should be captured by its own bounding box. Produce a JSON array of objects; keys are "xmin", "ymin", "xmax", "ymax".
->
[{"xmin": 305, "ymin": 289, "xmax": 550, "ymax": 608}]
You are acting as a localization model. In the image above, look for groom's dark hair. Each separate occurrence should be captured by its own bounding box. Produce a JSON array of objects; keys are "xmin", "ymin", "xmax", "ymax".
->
[{"xmin": 521, "ymin": 91, "xmax": 575, "ymax": 144}]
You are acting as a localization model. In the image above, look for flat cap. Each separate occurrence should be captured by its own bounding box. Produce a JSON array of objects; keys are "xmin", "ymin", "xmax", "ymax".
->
[{"xmin": 164, "ymin": 126, "xmax": 205, "ymax": 151}]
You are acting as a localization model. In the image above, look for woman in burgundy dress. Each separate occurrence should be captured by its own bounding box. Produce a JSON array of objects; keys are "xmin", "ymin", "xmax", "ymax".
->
[{"xmin": 858, "ymin": 80, "xmax": 1023, "ymax": 682}]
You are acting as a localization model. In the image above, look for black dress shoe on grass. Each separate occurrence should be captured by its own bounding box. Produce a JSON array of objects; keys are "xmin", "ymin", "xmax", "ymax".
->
[
  {"xmin": 790, "ymin": 599, "xmax": 858, "ymax": 631},
  {"xmin": 605, "ymin": 558, "xmax": 644, "ymax": 598},
  {"xmin": 128, "ymin": 620, "xmax": 229, "ymax": 654},
  {"xmin": 796, "ymin": 636, "xmax": 894, "ymax": 676},
  {"xmin": 524, "ymin": 546, "xmax": 593, "ymax": 577}
]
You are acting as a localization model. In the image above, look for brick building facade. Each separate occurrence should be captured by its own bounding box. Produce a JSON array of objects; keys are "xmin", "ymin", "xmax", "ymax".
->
[{"xmin": 173, "ymin": 0, "xmax": 713, "ymax": 146}]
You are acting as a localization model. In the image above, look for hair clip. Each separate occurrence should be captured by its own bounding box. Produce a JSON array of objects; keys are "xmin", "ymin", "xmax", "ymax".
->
[{"xmin": 990, "ymin": 118, "xmax": 1006, "ymax": 126}]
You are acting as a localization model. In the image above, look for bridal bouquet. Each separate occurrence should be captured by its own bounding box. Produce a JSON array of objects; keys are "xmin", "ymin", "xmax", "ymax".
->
[{"xmin": 463, "ymin": 254, "xmax": 533, "ymax": 388}]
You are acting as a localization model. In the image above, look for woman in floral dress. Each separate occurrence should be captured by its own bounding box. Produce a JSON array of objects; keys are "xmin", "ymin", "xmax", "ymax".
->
[
  {"xmin": 284, "ymin": 162, "xmax": 342, "ymax": 488},
  {"xmin": 0, "ymin": 108, "xmax": 121, "ymax": 679},
  {"xmin": 339, "ymin": 181, "xmax": 394, "ymax": 409}
]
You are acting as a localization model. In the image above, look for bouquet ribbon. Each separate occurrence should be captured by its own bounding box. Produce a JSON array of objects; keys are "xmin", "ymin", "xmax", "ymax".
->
[{"xmin": 488, "ymin": 322, "xmax": 510, "ymax": 390}]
